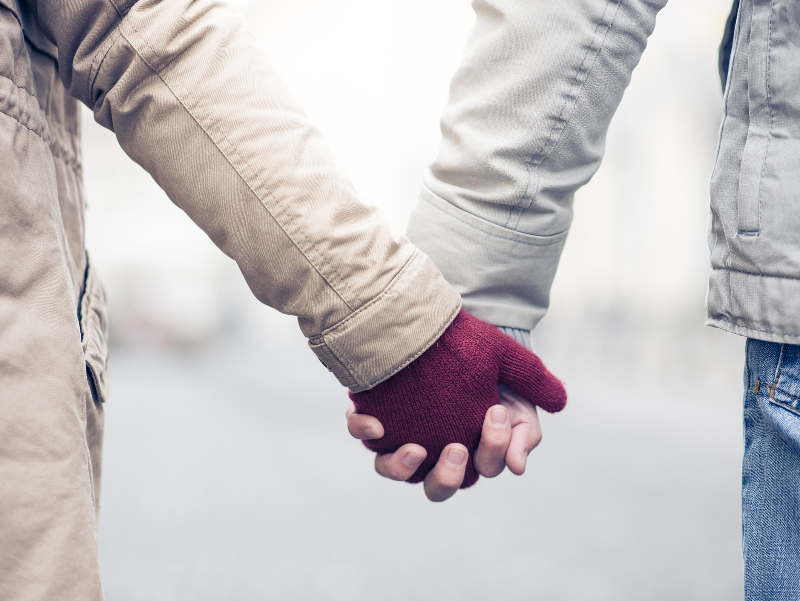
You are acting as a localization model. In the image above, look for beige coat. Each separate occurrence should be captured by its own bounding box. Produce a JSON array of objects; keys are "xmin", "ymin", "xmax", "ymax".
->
[{"xmin": 0, "ymin": 0, "xmax": 460, "ymax": 598}]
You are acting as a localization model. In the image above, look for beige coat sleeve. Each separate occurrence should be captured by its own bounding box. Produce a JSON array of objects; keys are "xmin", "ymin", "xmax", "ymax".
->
[{"xmin": 32, "ymin": 0, "xmax": 460, "ymax": 391}]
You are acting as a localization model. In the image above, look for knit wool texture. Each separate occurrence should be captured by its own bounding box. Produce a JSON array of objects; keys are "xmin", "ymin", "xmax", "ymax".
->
[{"xmin": 349, "ymin": 309, "xmax": 567, "ymax": 488}]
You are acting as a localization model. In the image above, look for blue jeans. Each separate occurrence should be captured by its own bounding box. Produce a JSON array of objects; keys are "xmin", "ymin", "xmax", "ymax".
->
[{"xmin": 744, "ymin": 339, "xmax": 800, "ymax": 600}]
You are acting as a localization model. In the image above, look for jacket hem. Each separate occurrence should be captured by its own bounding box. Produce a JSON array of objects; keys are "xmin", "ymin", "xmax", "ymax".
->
[
  {"xmin": 705, "ymin": 317, "xmax": 800, "ymax": 345},
  {"xmin": 707, "ymin": 267, "xmax": 800, "ymax": 343}
]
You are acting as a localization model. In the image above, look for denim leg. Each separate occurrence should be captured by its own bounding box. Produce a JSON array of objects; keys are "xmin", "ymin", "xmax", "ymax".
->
[{"xmin": 743, "ymin": 339, "xmax": 800, "ymax": 600}]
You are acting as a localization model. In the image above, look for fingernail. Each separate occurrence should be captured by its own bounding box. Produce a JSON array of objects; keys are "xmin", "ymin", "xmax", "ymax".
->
[
  {"xmin": 403, "ymin": 453, "xmax": 424, "ymax": 468},
  {"xmin": 446, "ymin": 448, "xmax": 467, "ymax": 468},
  {"xmin": 491, "ymin": 407, "xmax": 507, "ymax": 427},
  {"xmin": 363, "ymin": 426, "xmax": 378, "ymax": 439}
]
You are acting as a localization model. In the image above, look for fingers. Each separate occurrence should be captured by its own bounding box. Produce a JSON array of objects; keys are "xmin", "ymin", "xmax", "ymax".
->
[
  {"xmin": 346, "ymin": 402, "xmax": 384, "ymax": 440},
  {"xmin": 497, "ymin": 343, "xmax": 567, "ymax": 413},
  {"xmin": 423, "ymin": 443, "xmax": 468, "ymax": 502},
  {"xmin": 474, "ymin": 405, "xmax": 512, "ymax": 478},
  {"xmin": 505, "ymin": 419, "xmax": 542, "ymax": 475},
  {"xmin": 498, "ymin": 386, "xmax": 543, "ymax": 475},
  {"xmin": 374, "ymin": 444, "xmax": 427, "ymax": 481}
]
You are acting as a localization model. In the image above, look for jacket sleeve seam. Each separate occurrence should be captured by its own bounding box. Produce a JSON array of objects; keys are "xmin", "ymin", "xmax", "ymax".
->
[
  {"xmin": 88, "ymin": 27, "xmax": 123, "ymax": 104},
  {"xmin": 510, "ymin": 0, "xmax": 620, "ymax": 229},
  {"xmin": 421, "ymin": 187, "xmax": 569, "ymax": 246},
  {"xmin": 312, "ymin": 249, "xmax": 424, "ymax": 340},
  {"xmin": 114, "ymin": 20, "xmax": 365, "ymax": 311},
  {"xmin": 319, "ymin": 251, "xmax": 461, "ymax": 389}
]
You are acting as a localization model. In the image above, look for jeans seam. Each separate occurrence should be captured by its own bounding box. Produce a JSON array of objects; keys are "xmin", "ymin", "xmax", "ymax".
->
[
  {"xmin": 769, "ymin": 396, "xmax": 800, "ymax": 417},
  {"xmin": 753, "ymin": 343, "xmax": 787, "ymax": 398}
]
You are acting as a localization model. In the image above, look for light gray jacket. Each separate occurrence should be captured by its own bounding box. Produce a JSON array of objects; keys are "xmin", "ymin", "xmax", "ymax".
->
[{"xmin": 408, "ymin": 0, "xmax": 800, "ymax": 345}]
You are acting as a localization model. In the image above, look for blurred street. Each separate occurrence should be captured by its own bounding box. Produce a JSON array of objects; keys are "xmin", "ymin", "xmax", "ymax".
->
[
  {"xmin": 80, "ymin": 0, "xmax": 746, "ymax": 598},
  {"xmin": 98, "ymin": 310, "xmax": 744, "ymax": 601}
]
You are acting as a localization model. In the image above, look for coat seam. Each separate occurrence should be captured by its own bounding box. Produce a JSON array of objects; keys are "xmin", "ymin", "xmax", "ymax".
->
[
  {"xmin": 315, "ymin": 250, "xmax": 460, "ymax": 389},
  {"xmin": 0, "ymin": 77, "xmax": 82, "ymax": 174},
  {"xmin": 421, "ymin": 186, "xmax": 569, "ymax": 246},
  {"xmin": 710, "ymin": 316, "xmax": 800, "ymax": 339},
  {"xmin": 755, "ymin": 0, "xmax": 777, "ymax": 233},
  {"xmin": 314, "ymin": 250, "xmax": 424, "ymax": 340},
  {"xmin": 324, "ymin": 253, "xmax": 460, "ymax": 388},
  {"xmin": 359, "ymin": 299, "xmax": 461, "ymax": 390},
  {"xmin": 0, "ymin": 88, "xmax": 45, "ymax": 137},
  {"xmin": 88, "ymin": 28, "xmax": 123, "ymax": 103},
  {"xmin": 509, "ymin": 0, "xmax": 618, "ymax": 230},
  {"xmin": 711, "ymin": 265, "xmax": 800, "ymax": 282},
  {"xmin": 433, "ymin": 201, "xmax": 568, "ymax": 246},
  {"xmin": 116, "ymin": 21, "xmax": 364, "ymax": 311}
]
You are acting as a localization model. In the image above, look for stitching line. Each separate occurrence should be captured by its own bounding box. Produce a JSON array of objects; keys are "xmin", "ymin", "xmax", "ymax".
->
[
  {"xmin": 0, "ymin": 102, "xmax": 42, "ymax": 135},
  {"xmin": 425, "ymin": 195, "xmax": 569, "ymax": 247},
  {"xmin": 510, "ymin": 0, "xmax": 617, "ymax": 229},
  {"xmin": 0, "ymin": 73, "xmax": 36, "ymax": 99},
  {"xmin": 754, "ymin": 379, "xmax": 800, "ymax": 418},
  {"xmin": 313, "ymin": 250, "xmax": 423, "ymax": 339},
  {"xmin": 772, "ymin": 343, "xmax": 786, "ymax": 394},
  {"xmin": 713, "ymin": 0, "xmax": 744, "ymax": 170},
  {"xmin": 316, "ymin": 250, "xmax": 460, "ymax": 388},
  {"xmin": 756, "ymin": 381, "xmax": 800, "ymax": 402},
  {"xmin": 0, "ymin": 90, "xmax": 82, "ymax": 175},
  {"xmin": 710, "ymin": 266, "xmax": 800, "ymax": 283},
  {"xmin": 118, "ymin": 21, "xmax": 363, "ymax": 309},
  {"xmin": 755, "ymin": 0, "xmax": 777, "ymax": 234},
  {"xmin": 715, "ymin": 315, "xmax": 800, "ymax": 338},
  {"xmin": 88, "ymin": 28, "xmax": 123, "ymax": 103}
]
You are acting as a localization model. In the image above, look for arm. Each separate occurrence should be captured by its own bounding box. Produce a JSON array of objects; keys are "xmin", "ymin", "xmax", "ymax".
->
[
  {"xmin": 407, "ymin": 0, "xmax": 668, "ymax": 331},
  {"xmin": 349, "ymin": 0, "xmax": 669, "ymax": 498},
  {"xmin": 32, "ymin": 0, "xmax": 461, "ymax": 390}
]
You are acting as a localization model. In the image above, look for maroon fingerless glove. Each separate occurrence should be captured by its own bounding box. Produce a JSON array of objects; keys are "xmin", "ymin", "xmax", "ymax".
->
[{"xmin": 349, "ymin": 309, "xmax": 566, "ymax": 488}]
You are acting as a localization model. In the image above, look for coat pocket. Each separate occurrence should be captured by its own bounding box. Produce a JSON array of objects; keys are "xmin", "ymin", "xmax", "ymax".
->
[{"xmin": 79, "ymin": 256, "xmax": 110, "ymax": 403}]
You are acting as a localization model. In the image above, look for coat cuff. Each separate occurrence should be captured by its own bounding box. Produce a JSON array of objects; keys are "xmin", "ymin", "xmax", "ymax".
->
[
  {"xmin": 406, "ymin": 186, "xmax": 568, "ymax": 331},
  {"xmin": 308, "ymin": 250, "xmax": 462, "ymax": 392}
]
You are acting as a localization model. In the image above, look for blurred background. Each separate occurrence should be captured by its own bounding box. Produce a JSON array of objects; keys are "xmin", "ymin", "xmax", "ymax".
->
[{"xmin": 83, "ymin": 0, "xmax": 745, "ymax": 599}]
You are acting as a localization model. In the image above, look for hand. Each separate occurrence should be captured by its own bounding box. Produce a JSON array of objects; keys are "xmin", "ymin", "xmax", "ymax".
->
[
  {"xmin": 346, "ymin": 386, "xmax": 542, "ymax": 502},
  {"xmin": 348, "ymin": 310, "xmax": 565, "ymax": 492}
]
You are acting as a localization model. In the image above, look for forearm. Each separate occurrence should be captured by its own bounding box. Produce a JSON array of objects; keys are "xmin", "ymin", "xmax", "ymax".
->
[
  {"xmin": 33, "ymin": 0, "xmax": 460, "ymax": 390},
  {"xmin": 408, "ymin": 0, "xmax": 666, "ymax": 330}
]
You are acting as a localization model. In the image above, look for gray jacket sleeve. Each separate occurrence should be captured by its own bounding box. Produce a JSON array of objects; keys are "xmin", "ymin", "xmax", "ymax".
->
[
  {"xmin": 407, "ymin": 0, "xmax": 666, "ymax": 330},
  {"xmin": 28, "ymin": 0, "xmax": 461, "ymax": 391}
]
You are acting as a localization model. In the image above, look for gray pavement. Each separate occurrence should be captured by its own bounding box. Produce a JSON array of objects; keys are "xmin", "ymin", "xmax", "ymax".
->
[{"xmin": 98, "ymin": 311, "xmax": 745, "ymax": 600}]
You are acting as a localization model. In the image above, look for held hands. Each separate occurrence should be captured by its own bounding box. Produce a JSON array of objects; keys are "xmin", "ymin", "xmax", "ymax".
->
[
  {"xmin": 347, "ymin": 310, "xmax": 566, "ymax": 501},
  {"xmin": 347, "ymin": 384, "xmax": 544, "ymax": 501}
]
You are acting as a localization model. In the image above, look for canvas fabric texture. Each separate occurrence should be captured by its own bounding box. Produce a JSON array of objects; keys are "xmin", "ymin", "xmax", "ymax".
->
[
  {"xmin": 0, "ymin": 0, "xmax": 460, "ymax": 598},
  {"xmin": 408, "ymin": 0, "xmax": 800, "ymax": 344},
  {"xmin": 408, "ymin": 0, "xmax": 668, "ymax": 331}
]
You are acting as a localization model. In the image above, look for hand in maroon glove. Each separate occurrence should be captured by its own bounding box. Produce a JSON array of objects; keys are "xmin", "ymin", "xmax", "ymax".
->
[{"xmin": 349, "ymin": 309, "xmax": 566, "ymax": 490}]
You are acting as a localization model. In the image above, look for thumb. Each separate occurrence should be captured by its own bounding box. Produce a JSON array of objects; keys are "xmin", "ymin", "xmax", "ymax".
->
[{"xmin": 497, "ymin": 341, "xmax": 566, "ymax": 413}]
